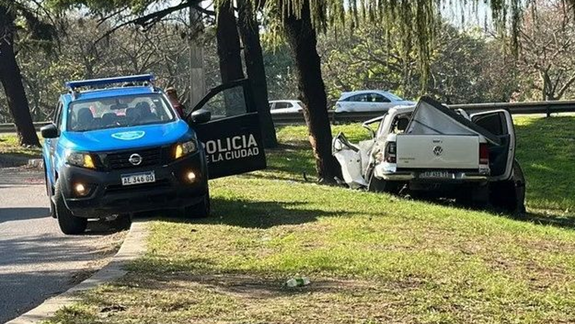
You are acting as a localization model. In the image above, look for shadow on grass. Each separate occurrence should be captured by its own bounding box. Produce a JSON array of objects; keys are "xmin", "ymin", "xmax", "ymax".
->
[
  {"xmin": 402, "ymin": 192, "xmax": 575, "ymax": 230},
  {"xmin": 520, "ymin": 212, "xmax": 575, "ymax": 229},
  {"xmin": 195, "ymin": 198, "xmax": 353, "ymax": 229},
  {"xmin": 149, "ymin": 196, "xmax": 388, "ymax": 229}
]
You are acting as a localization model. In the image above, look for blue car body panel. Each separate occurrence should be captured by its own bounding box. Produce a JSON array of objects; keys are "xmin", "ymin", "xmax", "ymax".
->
[{"xmin": 59, "ymin": 120, "xmax": 191, "ymax": 153}]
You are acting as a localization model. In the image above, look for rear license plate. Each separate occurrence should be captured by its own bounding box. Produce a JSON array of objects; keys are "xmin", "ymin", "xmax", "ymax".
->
[
  {"xmin": 121, "ymin": 171, "xmax": 156, "ymax": 186},
  {"xmin": 420, "ymin": 171, "xmax": 452, "ymax": 179}
]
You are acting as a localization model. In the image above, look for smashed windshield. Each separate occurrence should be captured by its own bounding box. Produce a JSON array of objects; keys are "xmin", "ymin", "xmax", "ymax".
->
[{"xmin": 67, "ymin": 93, "xmax": 175, "ymax": 132}]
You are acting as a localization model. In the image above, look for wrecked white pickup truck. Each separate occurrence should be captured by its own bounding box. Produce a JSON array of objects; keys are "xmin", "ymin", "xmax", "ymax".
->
[{"xmin": 332, "ymin": 96, "xmax": 526, "ymax": 213}]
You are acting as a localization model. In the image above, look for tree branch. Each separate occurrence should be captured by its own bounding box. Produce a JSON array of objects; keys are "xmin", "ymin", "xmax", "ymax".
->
[
  {"xmin": 93, "ymin": 0, "xmax": 203, "ymax": 44},
  {"xmin": 132, "ymin": 1, "xmax": 200, "ymax": 29},
  {"xmin": 556, "ymin": 73, "xmax": 575, "ymax": 99},
  {"xmin": 96, "ymin": 7, "xmax": 131, "ymax": 27}
]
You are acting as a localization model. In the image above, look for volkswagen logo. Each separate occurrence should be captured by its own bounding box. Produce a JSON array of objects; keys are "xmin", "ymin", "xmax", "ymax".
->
[
  {"xmin": 432, "ymin": 146, "xmax": 443, "ymax": 156},
  {"xmin": 128, "ymin": 153, "xmax": 143, "ymax": 166}
]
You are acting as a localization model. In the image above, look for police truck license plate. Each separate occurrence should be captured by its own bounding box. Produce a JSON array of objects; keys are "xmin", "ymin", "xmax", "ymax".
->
[
  {"xmin": 121, "ymin": 171, "xmax": 156, "ymax": 186},
  {"xmin": 420, "ymin": 171, "xmax": 451, "ymax": 179}
]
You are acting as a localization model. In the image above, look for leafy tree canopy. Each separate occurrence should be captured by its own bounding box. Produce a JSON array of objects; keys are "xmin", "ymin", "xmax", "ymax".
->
[
  {"xmin": 45, "ymin": 0, "xmax": 571, "ymax": 82},
  {"xmin": 47, "ymin": 0, "xmax": 162, "ymax": 13}
]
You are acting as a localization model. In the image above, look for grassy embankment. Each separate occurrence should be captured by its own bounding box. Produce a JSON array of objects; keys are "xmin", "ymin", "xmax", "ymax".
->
[
  {"xmin": 46, "ymin": 116, "xmax": 575, "ymax": 323},
  {"xmin": 0, "ymin": 135, "xmax": 41, "ymax": 157}
]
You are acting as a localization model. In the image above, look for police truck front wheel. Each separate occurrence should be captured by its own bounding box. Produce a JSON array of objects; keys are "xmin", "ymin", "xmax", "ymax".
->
[
  {"xmin": 183, "ymin": 192, "xmax": 210, "ymax": 218},
  {"xmin": 54, "ymin": 180, "xmax": 87, "ymax": 235}
]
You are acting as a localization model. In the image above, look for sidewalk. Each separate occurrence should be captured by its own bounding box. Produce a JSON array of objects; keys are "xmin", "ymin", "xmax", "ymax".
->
[{"xmin": 6, "ymin": 221, "xmax": 147, "ymax": 324}]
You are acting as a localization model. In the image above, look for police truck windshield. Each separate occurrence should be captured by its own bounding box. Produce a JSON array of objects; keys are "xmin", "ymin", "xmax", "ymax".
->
[{"xmin": 68, "ymin": 93, "xmax": 176, "ymax": 132}]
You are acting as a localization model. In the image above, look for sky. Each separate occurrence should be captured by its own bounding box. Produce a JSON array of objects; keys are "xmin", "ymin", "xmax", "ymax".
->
[{"xmin": 442, "ymin": 1, "xmax": 494, "ymax": 30}]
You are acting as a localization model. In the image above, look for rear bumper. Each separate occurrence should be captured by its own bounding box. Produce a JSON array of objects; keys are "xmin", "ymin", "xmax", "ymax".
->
[
  {"xmin": 381, "ymin": 171, "xmax": 488, "ymax": 183},
  {"xmin": 374, "ymin": 162, "xmax": 489, "ymax": 184},
  {"xmin": 58, "ymin": 151, "xmax": 208, "ymax": 218}
]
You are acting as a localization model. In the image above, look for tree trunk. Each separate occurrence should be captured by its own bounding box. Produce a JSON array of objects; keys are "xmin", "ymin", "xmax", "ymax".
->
[
  {"xmin": 283, "ymin": 0, "xmax": 342, "ymax": 183},
  {"xmin": 188, "ymin": 7, "xmax": 206, "ymax": 108},
  {"xmin": 215, "ymin": 0, "xmax": 245, "ymax": 117},
  {"xmin": 540, "ymin": 70, "xmax": 554, "ymax": 101},
  {"xmin": 0, "ymin": 5, "xmax": 40, "ymax": 147},
  {"xmin": 237, "ymin": 0, "xmax": 278, "ymax": 148},
  {"xmin": 216, "ymin": 0, "xmax": 244, "ymax": 83}
]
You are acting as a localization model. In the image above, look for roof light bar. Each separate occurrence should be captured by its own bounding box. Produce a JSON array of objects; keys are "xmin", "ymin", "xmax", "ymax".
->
[{"xmin": 65, "ymin": 74, "xmax": 155, "ymax": 91}]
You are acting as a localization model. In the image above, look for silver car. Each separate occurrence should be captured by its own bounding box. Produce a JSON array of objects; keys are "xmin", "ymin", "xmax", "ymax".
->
[
  {"xmin": 269, "ymin": 100, "xmax": 305, "ymax": 114},
  {"xmin": 334, "ymin": 90, "xmax": 415, "ymax": 113}
]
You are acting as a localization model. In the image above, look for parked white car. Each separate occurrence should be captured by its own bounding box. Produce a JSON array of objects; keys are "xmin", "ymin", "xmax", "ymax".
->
[
  {"xmin": 269, "ymin": 100, "xmax": 305, "ymax": 114},
  {"xmin": 334, "ymin": 90, "xmax": 415, "ymax": 113},
  {"xmin": 332, "ymin": 96, "xmax": 526, "ymax": 214}
]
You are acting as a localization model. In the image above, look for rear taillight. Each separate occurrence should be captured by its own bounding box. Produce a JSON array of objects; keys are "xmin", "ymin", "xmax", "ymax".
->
[
  {"xmin": 479, "ymin": 143, "xmax": 489, "ymax": 165},
  {"xmin": 385, "ymin": 142, "xmax": 397, "ymax": 163}
]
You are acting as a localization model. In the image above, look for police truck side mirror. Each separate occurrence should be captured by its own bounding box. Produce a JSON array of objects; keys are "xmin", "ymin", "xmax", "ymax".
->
[
  {"xmin": 41, "ymin": 123, "xmax": 59, "ymax": 138},
  {"xmin": 191, "ymin": 109, "xmax": 211, "ymax": 124}
]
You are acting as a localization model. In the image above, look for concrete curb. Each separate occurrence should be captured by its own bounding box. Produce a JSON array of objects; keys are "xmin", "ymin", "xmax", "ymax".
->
[{"xmin": 6, "ymin": 220, "xmax": 149, "ymax": 324}]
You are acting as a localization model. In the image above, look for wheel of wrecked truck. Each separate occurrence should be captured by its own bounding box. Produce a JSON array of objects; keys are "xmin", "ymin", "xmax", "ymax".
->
[
  {"xmin": 511, "ymin": 160, "xmax": 527, "ymax": 215},
  {"xmin": 489, "ymin": 181, "xmax": 518, "ymax": 214},
  {"xmin": 54, "ymin": 180, "xmax": 88, "ymax": 235},
  {"xmin": 367, "ymin": 172, "xmax": 401, "ymax": 194},
  {"xmin": 489, "ymin": 160, "xmax": 526, "ymax": 216},
  {"xmin": 183, "ymin": 191, "xmax": 211, "ymax": 218}
]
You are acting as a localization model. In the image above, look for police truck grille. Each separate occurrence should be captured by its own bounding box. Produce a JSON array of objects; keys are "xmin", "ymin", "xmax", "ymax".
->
[{"xmin": 107, "ymin": 147, "xmax": 162, "ymax": 169}]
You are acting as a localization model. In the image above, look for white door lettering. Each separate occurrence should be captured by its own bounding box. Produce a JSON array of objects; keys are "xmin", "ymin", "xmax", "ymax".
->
[{"xmin": 205, "ymin": 134, "xmax": 260, "ymax": 162}]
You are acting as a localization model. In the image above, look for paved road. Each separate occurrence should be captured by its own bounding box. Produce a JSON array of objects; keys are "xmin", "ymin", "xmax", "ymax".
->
[{"xmin": 0, "ymin": 169, "xmax": 125, "ymax": 323}]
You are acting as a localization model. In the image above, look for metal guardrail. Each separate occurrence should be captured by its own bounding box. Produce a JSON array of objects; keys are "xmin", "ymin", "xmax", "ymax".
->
[
  {"xmin": 1, "ymin": 100, "xmax": 574, "ymax": 133},
  {"xmin": 272, "ymin": 100, "xmax": 575, "ymax": 125},
  {"xmin": 0, "ymin": 122, "xmax": 51, "ymax": 134}
]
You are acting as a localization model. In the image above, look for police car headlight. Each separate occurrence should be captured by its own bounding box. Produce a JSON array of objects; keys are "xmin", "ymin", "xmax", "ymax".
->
[
  {"xmin": 174, "ymin": 140, "xmax": 197, "ymax": 159},
  {"xmin": 67, "ymin": 151, "xmax": 96, "ymax": 169}
]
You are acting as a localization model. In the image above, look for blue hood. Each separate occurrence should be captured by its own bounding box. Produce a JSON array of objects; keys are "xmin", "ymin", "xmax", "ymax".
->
[{"xmin": 61, "ymin": 120, "xmax": 191, "ymax": 152}]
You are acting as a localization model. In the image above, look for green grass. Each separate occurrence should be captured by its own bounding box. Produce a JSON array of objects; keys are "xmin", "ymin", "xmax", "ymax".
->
[
  {"xmin": 514, "ymin": 117, "xmax": 575, "ymax": 214},
  {"xmin": 0, "ymin": 134, "xmax": 42, "ymax": 159},
  {"xmin": 46, "ymin": 116, "xmax": 575, "ymax": 324}
]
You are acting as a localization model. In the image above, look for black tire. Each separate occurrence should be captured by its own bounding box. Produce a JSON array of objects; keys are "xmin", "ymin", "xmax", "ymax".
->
[
  {"xmin": 512, "ymin": 160, "xmax": 527, "ymax": 215},
  {"xmin": 489, "ymin": 160, "xmax": 526, "ymax": 215},
  {"xmin": 49, "ymin": 197, "xmax": 56, "ymax": 219},
  {"xmin": 489, "ymin": 181, "xmax": 518, "ymax": 213},
  {"xmin": 367, "ymin": 171, "xmax": 401, "ymax": 194},
  {"xmin": 182, "ymin": 192, "xmax": 210, "ymax": 218},
  {"xmin": 54, "ymin": 180, "xmax": 87, "ymax": 235}
]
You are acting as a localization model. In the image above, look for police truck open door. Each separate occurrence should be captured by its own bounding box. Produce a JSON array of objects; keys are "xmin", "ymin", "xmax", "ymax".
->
[{"xmin": 187, "ymin": 79, "xmax": 267, "ymax": 179}]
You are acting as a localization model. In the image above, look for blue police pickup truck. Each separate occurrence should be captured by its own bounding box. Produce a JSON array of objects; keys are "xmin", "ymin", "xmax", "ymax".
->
[{"xmin": 41, "ymin": 74, "xmax": 266, "ymax": 234}]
